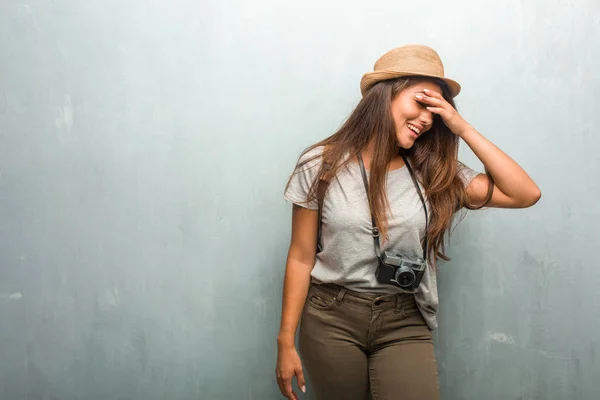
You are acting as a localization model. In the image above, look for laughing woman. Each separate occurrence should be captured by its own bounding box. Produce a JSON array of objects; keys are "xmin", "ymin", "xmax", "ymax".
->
[{"xmin": 276, "ymin": 44, "xmax": 541, "ymax": 400}]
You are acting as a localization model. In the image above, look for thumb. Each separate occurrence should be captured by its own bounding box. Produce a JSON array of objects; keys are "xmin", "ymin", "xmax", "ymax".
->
[{"xmin": 296, "ymin": 369, "xmax": 306, "ymax": 393}]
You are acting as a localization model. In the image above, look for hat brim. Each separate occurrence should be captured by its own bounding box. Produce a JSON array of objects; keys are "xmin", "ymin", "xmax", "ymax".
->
[{"xmin": 360, "ymin": 70, "xmax": 461, "ymax": 98}]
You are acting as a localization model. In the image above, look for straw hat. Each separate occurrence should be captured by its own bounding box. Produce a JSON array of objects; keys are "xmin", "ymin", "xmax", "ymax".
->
[{"xmin": 360, "ymin": 44, "xmax": 461, "ymax": 97}]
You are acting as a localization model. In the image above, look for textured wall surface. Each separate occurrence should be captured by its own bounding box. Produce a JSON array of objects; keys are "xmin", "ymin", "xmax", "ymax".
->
[{"xmin": 1, "ymin": 0, "xmax": 598, "ymax": 399}]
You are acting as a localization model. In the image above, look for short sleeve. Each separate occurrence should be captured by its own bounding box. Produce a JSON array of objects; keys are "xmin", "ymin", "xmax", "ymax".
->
[
  {"xmin": 284, "ymin": 146, "xmax": 324, "ymax": 210},
  {"xmin": 458, "ymin": 162, "xmax": 481, "ymax": 188}
]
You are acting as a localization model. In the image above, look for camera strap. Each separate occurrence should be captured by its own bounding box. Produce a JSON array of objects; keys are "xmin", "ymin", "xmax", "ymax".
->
[
  {"xmin": 357, "ymin": 152, "xmax": 429, "ymax": 261},
  {"xmin": 316, "ymin": 178, "xmax": 328, "ymax": 253}
]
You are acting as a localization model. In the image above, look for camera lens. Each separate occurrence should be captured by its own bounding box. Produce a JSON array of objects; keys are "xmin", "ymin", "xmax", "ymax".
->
[{"xmin": 395, "ymin": 267, "xmax": 415, "ymax": 288}]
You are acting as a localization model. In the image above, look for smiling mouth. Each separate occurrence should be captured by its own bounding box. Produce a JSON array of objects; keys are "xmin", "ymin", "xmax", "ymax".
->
[{"xmin": 407, "ymin": 123, "xmax": 421, "ymax": 137}]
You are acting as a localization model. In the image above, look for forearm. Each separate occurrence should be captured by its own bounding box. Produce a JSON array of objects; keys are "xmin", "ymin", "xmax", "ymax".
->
[
  {"xmin": 277, "ymin": 258, "xmax": 313, "ymax": 348},
  {"xmin": 458, "ymin": 125, "xmax": 541, "ymax": 202}
]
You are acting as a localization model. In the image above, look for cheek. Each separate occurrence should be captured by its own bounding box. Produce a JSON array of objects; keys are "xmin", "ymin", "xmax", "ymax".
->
[
  {"xmin": 393, "ymin": 102, "xmax": 411, "ymax": 121},
  {"xmin": 402, "ymin": 100, "xmax": 422, "ymax": 116},
  {"xmin": 408, "ymin": 103, "xmax": 423, "ymax": 118}
]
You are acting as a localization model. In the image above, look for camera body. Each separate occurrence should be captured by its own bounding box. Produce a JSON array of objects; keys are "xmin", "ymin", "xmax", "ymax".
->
[{"xmin": 376, "ymin": 251, "xmax": 427, "ymax": 290}]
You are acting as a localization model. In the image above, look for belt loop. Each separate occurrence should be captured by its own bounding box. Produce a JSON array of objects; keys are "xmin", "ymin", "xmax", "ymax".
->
[
  {"xmin": 336, "ymin": 287, "xmax": 346, "ymax": 303},
  {"xmin": 395, "ymin": 293, "xmax": 404, "ymax": 314}
]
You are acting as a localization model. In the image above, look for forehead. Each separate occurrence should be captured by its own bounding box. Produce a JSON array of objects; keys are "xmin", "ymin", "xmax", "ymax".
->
[{"xmin": 405, "ymin": 81, "xmax": 443, "ymax": 94}]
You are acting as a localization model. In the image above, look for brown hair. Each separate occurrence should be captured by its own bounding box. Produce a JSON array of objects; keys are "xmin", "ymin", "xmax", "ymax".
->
[{"xmin": 286, "ymin": 76, "xmax": 494, "ymax": 264}]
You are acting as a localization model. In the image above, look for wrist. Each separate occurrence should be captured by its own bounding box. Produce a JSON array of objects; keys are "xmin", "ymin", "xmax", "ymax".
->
[
  {"xmin": 277, "ymin": 331, "xmax": 296, "ymax": 347},
  {"xmin": 457, "ymin": 124, "xmax": 476, "ymax": 139}
]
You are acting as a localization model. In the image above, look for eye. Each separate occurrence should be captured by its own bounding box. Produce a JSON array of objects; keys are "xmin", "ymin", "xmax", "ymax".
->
[{"xmin": 416, "ymin": 99, "xmax": 427, "ymax": 108}]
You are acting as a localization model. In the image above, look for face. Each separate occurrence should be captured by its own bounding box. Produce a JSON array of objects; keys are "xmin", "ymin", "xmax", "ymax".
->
[{"xmin": 390, "ymin": 81, "xmax": 443, "ymax": 149}]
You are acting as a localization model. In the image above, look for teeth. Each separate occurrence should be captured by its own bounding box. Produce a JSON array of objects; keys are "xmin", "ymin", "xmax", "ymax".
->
[{"xmin": 408, "ymin": 124, "xmax": 420, "ymax": 134}]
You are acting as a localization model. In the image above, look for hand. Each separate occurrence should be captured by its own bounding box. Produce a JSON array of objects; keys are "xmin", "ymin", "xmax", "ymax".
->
[
  {"xmin": 416, "ymin": 88, "xmax": 472, "ymax": 137},
  {"xmin": 276, "ymin": 344, "xmax": 306, "ymax": 399}
]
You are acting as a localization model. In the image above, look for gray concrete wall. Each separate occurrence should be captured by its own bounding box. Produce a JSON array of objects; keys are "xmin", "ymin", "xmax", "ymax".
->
[{"xmin": 0, "ymin": 0, "xmax": 598, "ymax": 399}]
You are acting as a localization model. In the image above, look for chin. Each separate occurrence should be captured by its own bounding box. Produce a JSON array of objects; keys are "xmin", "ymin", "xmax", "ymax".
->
[{"xmin": 397, "ymin": 137, "xmax": 415, "ymax": 150}]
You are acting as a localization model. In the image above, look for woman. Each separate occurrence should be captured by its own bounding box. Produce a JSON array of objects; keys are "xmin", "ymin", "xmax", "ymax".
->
[{"xmin": 275, "ymin": 44, "xmax": 541, "ymax": 400}]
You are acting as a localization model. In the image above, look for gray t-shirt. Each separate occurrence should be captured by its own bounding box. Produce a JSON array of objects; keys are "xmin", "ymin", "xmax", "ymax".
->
[{"xmin": 284, "ymin": 146, "xmax": 479, "ymax": 330}]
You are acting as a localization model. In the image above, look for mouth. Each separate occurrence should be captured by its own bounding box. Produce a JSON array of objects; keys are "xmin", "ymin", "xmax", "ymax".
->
[{"xmin": 407, "ymin": 123, "xmax": 422, "ymax": 139}]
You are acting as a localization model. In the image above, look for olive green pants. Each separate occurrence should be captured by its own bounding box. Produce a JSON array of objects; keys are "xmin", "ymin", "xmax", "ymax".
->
[{"xmin": 298, "ymin": 283, "xmax": 440, "ymax": 400}]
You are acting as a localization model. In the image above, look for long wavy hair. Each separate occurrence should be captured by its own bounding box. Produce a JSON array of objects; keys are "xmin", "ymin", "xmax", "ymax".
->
[{"xmin": 286, "ymin": 76, "xmax": 494, "ymax": 264}]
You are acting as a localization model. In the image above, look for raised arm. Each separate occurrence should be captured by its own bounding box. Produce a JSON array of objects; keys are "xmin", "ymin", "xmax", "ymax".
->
[{"xmin": 418, "ymin": 88, "xmax": 541, "ymax": 209}]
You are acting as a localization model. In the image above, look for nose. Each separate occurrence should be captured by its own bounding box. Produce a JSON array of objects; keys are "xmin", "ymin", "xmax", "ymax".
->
[{"xmin": 419, "ymin": 110, "xmax": 433, "ymax": 128}]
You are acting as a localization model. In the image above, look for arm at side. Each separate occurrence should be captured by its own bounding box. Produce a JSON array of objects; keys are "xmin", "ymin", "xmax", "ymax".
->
[{"xmin": 277, "ymin": 204, "xmax": 319, "ymax": 348}]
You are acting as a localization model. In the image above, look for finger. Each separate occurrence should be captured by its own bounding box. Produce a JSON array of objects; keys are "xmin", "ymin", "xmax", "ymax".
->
[
  {"xmin": 283, "ymin": 379, "xmax": 294, "ymax": 398},
  {"xmin": 423, "ymin": 88, "xmax": 444, "ymax": 99},
  {"xmin": 276, "ymin": 380, "xmax": 287, "ymax": 397},
  {"xmin": 416, "ymin": 94, "xmax": 444, "ymax": 107},
  {"xmin": 296, "ymin": 369, "xmax": 306, "ymax": 393},
  {"xmin": 276, "ymin": 375, "xmax": 289, "ymax": 397},
  {"xmin": 284, "ymin": 390, "xmax": 298, "ymax": 400},
  {"xmin": 426, "ymin": 106, "xmax": 445, "ymax": 115}
]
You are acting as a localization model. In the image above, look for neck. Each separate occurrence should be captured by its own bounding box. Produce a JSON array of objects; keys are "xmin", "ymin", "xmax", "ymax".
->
[
  {"xmin": 360, "ymin": 140, "xmax": 404, "ymax": 170},
  {"xmin": 360, "ymin": 140, "xmax": 377, "ymax": 166}
]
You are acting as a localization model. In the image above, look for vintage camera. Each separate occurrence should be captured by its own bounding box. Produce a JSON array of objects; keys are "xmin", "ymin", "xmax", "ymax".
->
[{"xmin": 376, "ymin": 251, "xmax": 427, "ymax": 290}]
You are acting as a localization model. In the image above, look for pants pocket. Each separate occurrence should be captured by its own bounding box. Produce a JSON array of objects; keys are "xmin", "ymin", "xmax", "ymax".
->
[{"xmin": 306, "ymin": 286, "xmax": 338, "ymax": 311}]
